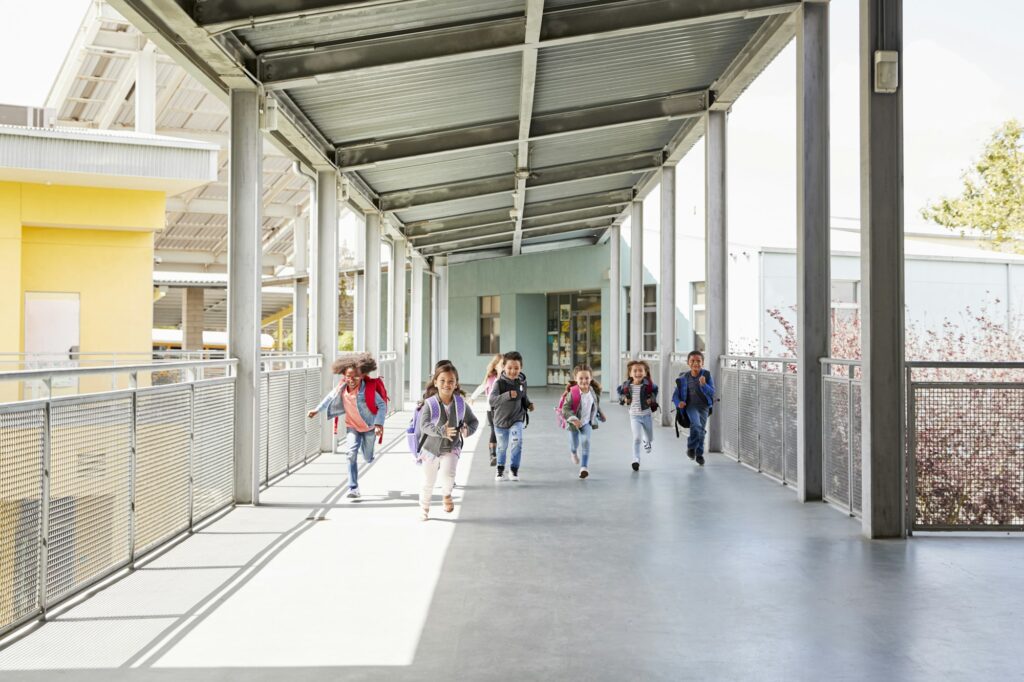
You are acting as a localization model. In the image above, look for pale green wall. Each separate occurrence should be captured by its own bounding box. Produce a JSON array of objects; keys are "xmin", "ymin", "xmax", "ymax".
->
[{"xmin": 448, "ymin": 245, "xmax": 610, "ymax": 389}]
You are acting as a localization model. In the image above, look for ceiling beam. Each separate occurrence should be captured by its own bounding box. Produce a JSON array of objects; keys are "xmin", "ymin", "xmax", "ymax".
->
[
  {"xmin": 193, "ymin": 0, "xmax": 407, "ymax": 32},
  {"xmin": 255, "ymin": 0, "xmax": 798, "ymax": 89},
  {"xmin": 338, "ymin": 90, "xmax": 707, "ymax": 169},
  {"xmin": 166, "ymin": 196, "xmax": 301, "ymax": 219},
  {"xmin": 380, "ymin": 151, "xmax": 660, "ymax": 212},
  {"xmin": 416, "ymin": 217, "xmax": 612, "ymax": 255},
  {"xmin": 154, "ymin": 249, "xmax": 286, "ymax": 267},
  {"xmin": 512, "ymin": 0, "xmax": 545, "ymax": 256}
]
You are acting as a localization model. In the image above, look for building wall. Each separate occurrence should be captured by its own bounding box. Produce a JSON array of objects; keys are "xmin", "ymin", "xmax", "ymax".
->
[{"xmin": 448, "ymin": 245, "xmax": 611, "ymax": 390}]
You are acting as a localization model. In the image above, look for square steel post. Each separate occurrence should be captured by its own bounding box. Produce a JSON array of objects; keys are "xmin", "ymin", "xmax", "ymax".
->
[
  {"xmin": 435, "ymin": 257, "xmax": 449, "ymax": 361},
  {"xmin": 705, "ymin": 110, "xmax": 728, "ymax": 453},
  {"xmin": 659, "ymin": 166, "xmax": 677, "ymax": 426},
  {"xmin": 364, "ymin": 212, "xmax": 382, "ymax": 355},
  {"xmin": 292, "ymin": 214, "xmax": 309, "ymax": 353},
  {"xmin": 392, "ymin": 237, "xmax": 408, "ymax": 406},
  {"xmin": 410, "ymin": 255, "xmax": 426, "ymax": 402},
  {"xmin": 608, "ymin": 225, "xmax": 621, "ymax": 393},
  {"xmin": 227, "ymin": 89, "xmax": 262, "ymax": 505},
  {"xmin": 797, "ymin": 1, "xmax": 830, "ymax": 502},
  {"xmin": 860, "ymin": 0, "xmax": 905, "ymax": 538},
  {"xmin": 629, "ymin": 200, "xmax": 644, "ymax": 359},
  {"xmin": 315, "ymin": 171, "xmax": 339, "ymax": 452}
]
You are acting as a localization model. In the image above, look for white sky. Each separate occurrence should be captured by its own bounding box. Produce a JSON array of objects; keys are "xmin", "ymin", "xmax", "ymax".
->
[{"xmin": 1, "ymin": 0, "xmax": 1022, "ymax": 244}]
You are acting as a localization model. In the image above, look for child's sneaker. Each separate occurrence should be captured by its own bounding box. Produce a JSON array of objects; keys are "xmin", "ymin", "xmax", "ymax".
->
[
  {"xmin": 579, "ymin": 467, "xmax": 589, "ymax": 479},
  {"xmin": 687, "ymin": 448, "xmax": 696, "ymax": 460},
  {"xmin": 631, "ymin": 459, "xmax": 640, "ymax": 472},
  {"xmin": 510, "ymin": 468, "xmax": 519, "ymax": 481},
  {"xmin": 570, "ymin": 451, "xmax": 580, "ymax": 465},
  {"xmin": 642, "ymin": 440, "xmax": 652, "ymax": 454},
  {"xmin": 346, "ymin": 487, "xmax": 360, "ymax": 499},
  {"xmin": 495, "ymin": 466, "xmax": 506, "ymax": 481},
  {"xmin": 696, "ymin": 454, "xmax": 705, "ymax": 466},
  {"xmin": 489, "ymin": 453, "xmax": 497, "ymax": 466},
  {"xmin": 420, "ymin": 507, "xmax": 429, "ymax": 521}
]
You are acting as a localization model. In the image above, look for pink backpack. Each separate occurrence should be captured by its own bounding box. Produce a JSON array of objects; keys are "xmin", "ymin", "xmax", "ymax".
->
[{"xmin": 554, "ymin": 385, "xmax": 583, "ymax": 430}]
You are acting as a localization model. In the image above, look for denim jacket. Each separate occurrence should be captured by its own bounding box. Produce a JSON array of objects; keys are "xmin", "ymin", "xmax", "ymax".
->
[
  {"xmin": 316, "ymin": 380, "xmax": 387, "ymax": 428},
  {"xmin": 671, "ymin": 369, "xmax": 715, "ymax": 410}
]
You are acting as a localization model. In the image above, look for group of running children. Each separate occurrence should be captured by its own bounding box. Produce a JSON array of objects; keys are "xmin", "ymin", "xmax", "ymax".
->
[{"xmin": 309, "ymin": 349, "xmax": 715, "ymax": 521}]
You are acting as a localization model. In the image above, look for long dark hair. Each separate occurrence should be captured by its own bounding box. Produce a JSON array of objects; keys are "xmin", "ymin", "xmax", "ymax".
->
[{"xmin": 418, "ymin": 362, "xmax": 465, "ymax": 406}]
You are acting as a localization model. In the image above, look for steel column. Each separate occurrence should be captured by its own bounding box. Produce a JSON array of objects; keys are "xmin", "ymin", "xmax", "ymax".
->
[
  {"xmin": 292, "ymin": 214, "xmax": 309, "ymax": 353},
  {"xmin": 860, "ymin": 0, "xmax": 905, "ymax": 538},
  {"xmin": 435, "ymin": 257, "xmax": 449, "ymax": 361},
  {"xmin": 796, "ymin": 1, "xmax": 829, "ymax": 502},
  {"xmin": 410, "ymin": 256, "xmax": 426, "ymax": 400},
  {"xmin": 705, "ymin": 110, "xmax": 728, "ymax": 453},
  {"xmin": 608, "ymin": 224, "xmax": 622, "ymax": 392},
  {"xmin": 659, "ymin": 166, "xmax": 677, "ymax": 426},
  {"xmin": 629, "ymin": 200, "xmax": 643, "ymax": 359},
  {"xmin": 364, "ymin": 212, "xmax": 382, "ymax": 355},
  {"xmin": 315, "ymin": 170, "xmax": 339, "ymax": 452},
  {"xmin": 227, "ymin": 89, "xmax": 262, "ymax": 505},
  {"xmin": 134, "ymin": 44, "xmax": 156, "ymax": 135},
  {"xmin": 392, "ymin": 237, "xmax": 408, "ymax": 407}
]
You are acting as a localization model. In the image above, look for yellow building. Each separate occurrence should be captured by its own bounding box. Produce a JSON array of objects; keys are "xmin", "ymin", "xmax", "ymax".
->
[{"xmin": 0, "ymin": 123, "xmax": 217, "ymax": 392}]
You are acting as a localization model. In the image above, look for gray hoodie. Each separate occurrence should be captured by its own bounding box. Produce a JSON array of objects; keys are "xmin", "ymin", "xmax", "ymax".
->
[
  {"xmin": 418, "ymin": 396, "xmax": 479, "ymax": 458},
  {"xmin": 488, "ymin": 370, "xmax": 532, "ymax": 429}
]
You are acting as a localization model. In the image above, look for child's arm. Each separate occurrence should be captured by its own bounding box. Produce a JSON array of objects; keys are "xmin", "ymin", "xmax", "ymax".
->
[
  {"xmin": 371, "ymin": 389, "xmax": 387, "ymax": 427},
  {"xmin": 419, "ymin": 405, "xmax": 447, "ymax": 438},
  {"xmin": 470, "ymin": 381, "xmax": 487, "ymax": 401},
  {"xmin": 462, "ymin": 403, "xmax": 480, "ymax": 437},
  {"xmin": 702, "ymin": 371, "xmax": 716, "ymax": 402},
  {"xmin": 308, "ymin": 383, "xmax": 340, "ymax": 417}
]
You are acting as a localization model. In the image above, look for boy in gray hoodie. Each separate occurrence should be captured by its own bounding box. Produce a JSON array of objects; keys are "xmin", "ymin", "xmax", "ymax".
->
[{"xmin": 488, "ymin": 351, "xmax": 534, "ymax": 481}]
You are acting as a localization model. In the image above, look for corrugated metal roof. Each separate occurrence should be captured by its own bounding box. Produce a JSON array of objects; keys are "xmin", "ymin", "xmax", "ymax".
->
[
  {"xmin": 528, "ymin": 119, "xmax": 678, "ymax": 168},
  {"xmin": 360, "ymin": 147, "xmax": 517, "ymax": 194},
  {"xmin": 290, "ymin": 54, "xmax": 522, "ymax": 143},
  {"xmin": 534, "ymin": 17, "xmax": 764, "ymax": 114},
  {"xmin": 394, "ymin": 193, "xmax": 513, "ymax": 224},
  {"xmin": 525, "ymin": 173, "xmax": 642, "ymax": 205},
  {"xmin": 237, "ymin": 0, "xmax": 525, "ymax": 52}
]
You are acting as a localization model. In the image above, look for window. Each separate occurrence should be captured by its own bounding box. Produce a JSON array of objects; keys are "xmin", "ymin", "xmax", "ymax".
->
[
  {"xmin": 479, "ymin": 295, "xmax": 500, "ymax": 354},
  {"xmin": 624, "ymin": 285, "xmax": 658, "ymax": 352},
  {"xmin": 691, "ymin": 282, "xmax": 706, "ymax": 352},
  {"xmin": 831, "ymin": 280, "xmax": 859, "ymax": 328}
]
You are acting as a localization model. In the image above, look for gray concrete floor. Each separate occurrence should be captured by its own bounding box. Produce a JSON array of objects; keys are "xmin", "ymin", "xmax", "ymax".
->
[{"xmin": 1, "ymin": 389, "xmax": 1022, "ymax": 681}]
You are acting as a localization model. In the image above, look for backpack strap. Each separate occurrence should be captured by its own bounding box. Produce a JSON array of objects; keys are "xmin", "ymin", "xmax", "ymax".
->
[
  {"xmin": 455, "ymin": 394, "xmax": 466, "ymax": 424},
  {"xmin": 426, "ymin": 395, "xmax": 441, "ymax": 424},
  {"xmin": 570, "ymin": 385, "xmax": 582, "ymax": 413}
]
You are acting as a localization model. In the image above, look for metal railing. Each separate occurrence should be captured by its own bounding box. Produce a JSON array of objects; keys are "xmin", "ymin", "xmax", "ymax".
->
[
  {"xmin": 258, "ymin": 354, "xmax": 323, "ymax": 487},
  {"xmin": 821, "ymin": 359, "xmax": 863, "ymax": 517},
  {"xmin": 718, "ymin": 356, "xmax": 800, "ymax": 486},
  {"xmin": 906, "ymin": 361, "xmax": 1024, "ymax": 532},
  {"xmin": 0, "ymin": 359, "xmax": 237, "ymax": 638}
]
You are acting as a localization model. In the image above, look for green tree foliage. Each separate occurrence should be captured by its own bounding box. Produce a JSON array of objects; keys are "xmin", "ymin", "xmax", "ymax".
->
[{"xmin": 921, "ymin": 119, "xmax": 1024, "ymax": 251}]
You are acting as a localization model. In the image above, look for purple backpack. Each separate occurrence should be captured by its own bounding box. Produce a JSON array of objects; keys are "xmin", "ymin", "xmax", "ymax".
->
[{"xmin": 406, "ymin": 394, "xmax": 467, "ymax": 460}]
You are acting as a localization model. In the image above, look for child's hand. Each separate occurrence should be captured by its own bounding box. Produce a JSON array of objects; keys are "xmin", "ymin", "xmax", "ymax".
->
[
  {"xmin": 527, "ymin": 403, "xmax": 535, "ymax": 412},
  {"xmin": 569, "ymin": 416, "xmax": 582, "ymax": 428},
  {"xmin": 698, "ymin": 375, "xmax": 706, "ymax": 386},
  {"xmin": 598, "ymin": 411, "xmax": 606, "ymax": 422},
  {"xmin": 374, "ymin": 424, "xmax": 384, "ymax": 438},
  {"xmin": 445, "ymin": 425, "xmax": 459, "ymax": 439},
  {"xmin": 307, "ymin": 410, "xmax": 318, "ymax": 418}
]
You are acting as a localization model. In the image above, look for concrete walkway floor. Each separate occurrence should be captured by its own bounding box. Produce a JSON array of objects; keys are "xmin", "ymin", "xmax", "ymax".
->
[{"xmin": 1, "ymin": 389, "xmax": 1022, "ymax": 681}]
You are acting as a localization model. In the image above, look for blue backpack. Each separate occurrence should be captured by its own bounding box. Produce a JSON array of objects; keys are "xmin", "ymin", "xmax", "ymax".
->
[{"xmin": 406, "ymin": 394, "xmax": 467, "ymax": 460}]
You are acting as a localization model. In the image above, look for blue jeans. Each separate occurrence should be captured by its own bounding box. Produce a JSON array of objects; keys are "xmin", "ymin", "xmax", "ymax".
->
[
  {"xmin": 685, "ymin": 404, "xmax": 710, "ymax": 455},
  {"xmin": 568, "ymin": 423, "xmax": 593, "ymax": 467},
  {"xmin": 345, "ymin": 427, "xmax": 377, "ymax": 489},
  {"xmin": 629, "ymin": 413, "xmax": 653, "ymax": 460},
  {"xmin": 495, "ymin": 421, "xmax": 524, "ymax": 469}
]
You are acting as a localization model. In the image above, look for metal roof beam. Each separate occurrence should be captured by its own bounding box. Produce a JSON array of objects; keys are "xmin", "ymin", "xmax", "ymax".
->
[
  {"xmin": 338, "ymin": 90, "xmax": 707, "ymax": 169},
  {"xmin": 380, "ymin": 150, "xmax": 660, "ymax": 212},
  {"xmin": 416, "ymin": 217, "xmax": 612, "ymax": 255},
  {"xmin": 256, "ymin": 0, "xmax": 797, "ymax": 89},
  {"xmin": 166, "ymin": 196, "xmax": 300, "ymax": 219},
  {"xmin": 512, "ymin": 0, "xmax": 545, "ymax": 256},
  {"xmin": 193, "ymin": 0, "xmax": 411, "ymax": 32},
  {"xmin": 403, "ymin": 208, "xmax": 513, "ymax": 238}
]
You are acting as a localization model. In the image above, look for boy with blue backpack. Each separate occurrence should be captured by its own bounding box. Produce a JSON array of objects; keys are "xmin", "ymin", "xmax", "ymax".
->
[
  {"xmin": 410, "ymin": 362, "xmax": 478, "ymax": 521},
  {"xmin": 556, "ymin": 364, "xmax": 606, "ymax": 479},
  {"xmin": 671, "ymin": 350, "xmax": 715, "ymax": 466}
]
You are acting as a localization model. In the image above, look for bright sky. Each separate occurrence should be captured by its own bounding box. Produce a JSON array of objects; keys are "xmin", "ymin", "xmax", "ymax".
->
[{"xmin": 1, "ymin": 0, "xmax": 1022, "ymax": 244}]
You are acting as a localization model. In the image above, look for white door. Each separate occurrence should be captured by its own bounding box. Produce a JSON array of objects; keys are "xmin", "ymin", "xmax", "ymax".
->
[{"xmin": 24, "ymin": 292, "xmax": 80, "ymax": 397}]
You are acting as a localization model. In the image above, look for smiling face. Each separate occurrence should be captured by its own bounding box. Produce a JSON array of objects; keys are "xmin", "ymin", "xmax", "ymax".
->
[
  {"xmin": 575, "ymin": 369, "xmax": 592, "ymax": 391},
  {"xmin": 504, "ymin": 359, "xmax": 522, "ymax": 380},
  {"xmin": 434, "ymin": 370, "xmax": 458, "ymax": 400},
  {"xmin": 688, "ymin": 354, "xmax": 704, "ymax": 374},
  {"xmin": 629, "ymin": 363, "xmax": 647, "ymax": 383},
  {"xmin": 343, "ymin": 367, "xmax": 361, "ymax": 390}
]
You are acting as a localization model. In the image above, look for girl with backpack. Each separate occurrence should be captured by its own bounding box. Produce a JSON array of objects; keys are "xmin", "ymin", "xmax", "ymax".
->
[
  {"xmin": 558, "ymin": 364, "xmax": 606, "ymax": 479},
  {"xmin": 307, "ymin": 353, "xmax": 388, "ymax": 499},
  {"xmin": 616, "ymin": 360, "xmax": 659, "ymax": 472},
  {"xmin": 469, "ymin": 354, "xmax": 503, "ymax": 466},
  {"xmin": 416, "ymin": 363, "xmax": 479, "ymax": 521}
]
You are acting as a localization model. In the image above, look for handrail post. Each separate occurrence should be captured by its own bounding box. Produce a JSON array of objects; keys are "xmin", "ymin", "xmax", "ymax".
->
[
  {"xmin": 38, "ymin": 377, "xmax": 52, "ymax": 621},
  {"xmin": 128, "ymin": 370, "xmax": 138, "ymax": 568}
]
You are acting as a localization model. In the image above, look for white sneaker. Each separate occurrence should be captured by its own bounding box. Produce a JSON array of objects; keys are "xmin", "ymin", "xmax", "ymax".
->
[
  {"xmin": 570, "ymin": 452, "xmax": 580, "ymax": 465},
  {"xmin": 346, "ymin": 488, "xmax": 360, "ymax": 499},
  {"xmin": 510, "ymin": 471, "xmax": 520, "ymax": 481},
  {"xmin": 495, "ymin": 470, "xmax": 506, "ymax": 481},
  {"xmin": 579, "ymin": 467, "xmax": 589, "ymax": 479},
  {"xmin": 420, "ymin": 507, "xmax": 429, "ymax": 521},
  {"xmin": 642, "ymin": 440, "xmax": 652, "ymax": 453}
]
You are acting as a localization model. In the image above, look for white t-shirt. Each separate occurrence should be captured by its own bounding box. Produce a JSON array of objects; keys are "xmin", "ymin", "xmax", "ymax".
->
[
  {"xmin": 629, "ymin": 383, "xmax": 651, "ymax": 416},
  {"xmin": 578, "ymin": 389, "xmax": 595, "ymax": 424}
]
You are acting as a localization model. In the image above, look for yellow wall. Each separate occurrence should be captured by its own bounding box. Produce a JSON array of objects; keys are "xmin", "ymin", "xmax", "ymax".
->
[{"xmin": 0, "ymin": 181, "xmax": 163, "ymax": 401}]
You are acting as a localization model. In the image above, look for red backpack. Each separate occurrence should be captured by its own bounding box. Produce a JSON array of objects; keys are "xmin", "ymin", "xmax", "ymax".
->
[{"xmin": 362, "ymin": 376, "xmax": 389, "ymax": 415}]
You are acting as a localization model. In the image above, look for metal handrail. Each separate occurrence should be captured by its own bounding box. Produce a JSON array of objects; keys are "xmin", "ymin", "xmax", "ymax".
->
[
  {"xmin": 905, "ymin": 360, "xmax": 1024, "ymax": 369},
  {"xmin": 721, "ymin": 354, "xmax": 797, "ymax": 364},
  {"xmin": 0, "ymin": 358, "xmax": 237, "ymax": 382},
  {"xmin": 820, "ymin": 358, "xmax": 862, "ymax": 366}
]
